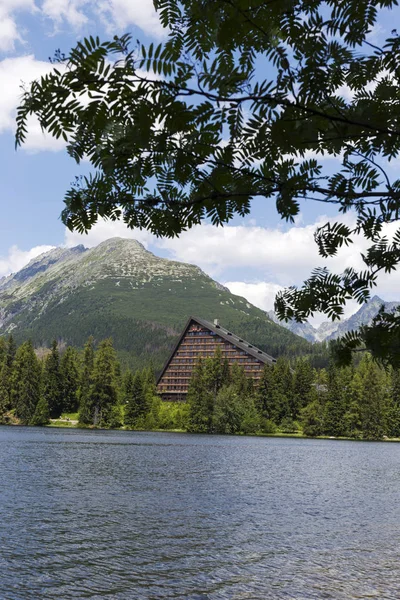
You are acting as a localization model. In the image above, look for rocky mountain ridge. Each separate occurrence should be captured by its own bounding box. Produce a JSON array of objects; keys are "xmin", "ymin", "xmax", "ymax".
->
[
  {"xmin": 269, "ymin": 295, "xmax": 400, "ymax": 342},
  {"xmin": 0, "ymin": 238, "xmax": 314, "ymax": 370}
]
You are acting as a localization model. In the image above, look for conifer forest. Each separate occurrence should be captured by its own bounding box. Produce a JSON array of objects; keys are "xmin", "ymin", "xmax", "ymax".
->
[{"xmin": 1, "ymin": 335, "xmax": 399, "ymax": 441}]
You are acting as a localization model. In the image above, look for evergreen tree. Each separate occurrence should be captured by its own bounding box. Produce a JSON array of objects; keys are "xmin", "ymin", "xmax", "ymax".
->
[
  {"xmin": 204, "ymin": 346, "xmax": 225, "ymax": 395},
  {"xmin": 12, "ymin": 340, "xmax": 41, "ymax": 424},
  {"xmin": 292, "ymin": 359, "xmax": 314, "ymax": 419},
  {"xmin": 256, "ymin": 364, "xmax": 275, "ymax": 421},
  {"xmin": 30, "ymin": 396, "xmax": 50, "ymax": 426},
  {"xmin": 387, "ymin": 369, "xmax": 400, "ymax": 438},
  {"xmin": 344, "ymin": 371, "xmax": 363, "ymax": 438},
  {"xmin": 124, "ymin": 372, "xmax": 149, "ymax": 427},
  {"xmin": 61, "ymin": 347, "xmax": 80, "ymax": 413},
  {"xmin": 270, "ymin": 358, "xmax": 292, "ymax": 424},
  {"xmin": 221, "ymin": 357, "xmax": 231, "ymax": 386},
  {"xmin": 43, "ymin": 340, "xmax": 64, "ymax": 418},
  {"xmin": 6, "ymin": 335, "xmax": 16, "ymax": 370},
  {"xmin": 324, "ymin": 364, "xmax": 346, "ymax": 437},
  {"xmin": 240, "ymin": 395, "xmax": 260, "ymax": 435},
  {"xmin": 0, "ymin": 338, "xmax": 6, "ymax": 366},
  {"xmin": 359, "ymin": 356, "xmax": 390, "ymax": 440},
  {"xmin": 230, "ymin": 362, "xmax": 250, "ymax": 398},
  {"xmin": 90, "ymin": 339, "xmax": 119, "ymax": 427},
  {"xmin": 301, "ymin": 396, "xmax": 324, "ymax": 437},
  {"xmin": 212, "ymin": 385, "xmax": 243, "ymax": 434},
  {"xmin": 0, "ymin": 363, "xmax": 11, "ymax": 423},
  {"xmin": 187, "ymin": 358, "xmax": 213, "ymax": 433},
  {"xmin": 78, "ymin": 336, "xmax": 95, "ymax": 425}
]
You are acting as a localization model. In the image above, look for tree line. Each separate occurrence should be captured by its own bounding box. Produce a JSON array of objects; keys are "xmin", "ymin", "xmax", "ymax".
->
[
  {"xmin": 186, "ymin": 347, "xmax": 400, "ymax": 440},
  {"xmin": 0, "ymin": 336, "xmax": 164, "ymax": 429},
  {"xmin": 1, "ymin": 335, "xmax": 399, "ymax": 440}
]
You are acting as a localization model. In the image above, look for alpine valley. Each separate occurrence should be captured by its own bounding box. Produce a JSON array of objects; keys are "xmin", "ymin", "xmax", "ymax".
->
[{"xmin": 0, "ymin": 238, "xmax": 320, "ymax": 370}]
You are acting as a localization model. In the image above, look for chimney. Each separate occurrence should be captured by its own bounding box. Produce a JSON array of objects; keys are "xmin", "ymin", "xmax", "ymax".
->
[{"xmin": 214, "ymin": 318, "xmax": 220, "ymax": 326}]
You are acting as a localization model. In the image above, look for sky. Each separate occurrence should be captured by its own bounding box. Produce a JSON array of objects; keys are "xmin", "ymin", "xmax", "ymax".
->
[{"xmin": 0, "ymin": 0, "xmax": 399, "ymax": 327}]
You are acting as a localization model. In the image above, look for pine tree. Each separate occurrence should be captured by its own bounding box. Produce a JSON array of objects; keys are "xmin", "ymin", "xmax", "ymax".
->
[
  {"xmin": 231, "ymin": 362, "xmax": 250, "ymax": 397},
  {"xmin": 0, "ymin": 338, "xmax": 7, "ymax": 366},
  {"xmin": 30, "ymin": 396, "xmax": 50, "ymax": 426},
  {"xmin": 43, "ymin": 340, "xmax": 64, "ymax": 418},
  {"xmin": 387, "ymin": 369, "xmax": 400, "ymax": 438},
  {"xmin": 344, "ymin": 371, "xmax": 363, "ymax": 438},
  {"xmin": 256, "ymin": 364, "xmax": 275, "ymax": 420},
  {"xmin": 0, "ymin": 363, "xmax": 11, "ymax": 423},
  {"xmin": 292, "ymin": 359, "xmax": 314, "ymax": 419},
  {"xmin": 124, "ymin": 372, "xmax": 149, "ymax": 427},
  {"xmin": 204, "ymin": 346, "xmax": 225, "ymax": 395},
  {"xmin": 359, "ymin": 356, "xmax": 390, "ymax": 440},
  {"xmin": 187, "ymin": 358, "xmax": 213, "ymax": 433},
  {"xmin": 221, "ymin": 357, "xmax": 231, "ymax": 386},
  {"xmin": 90, "ymin": 339, "xmax": 119, "ymax": 427},
  {"xmin": 12, "ymin": 340, "xmax": 42, "ymax": 424},
  {"xmin": 0, "ymin": 360, "xmax": 11, "ymax": 423},
  {"xmin": 301, "ymin": 396, "xmax": 324, "ymax": 437},
  {"xmin": 240, "ymin": 395, "xmax": 260, "ymax": 434},
  {"xmin": 61, "ymin": 347, "xmax": 80, "ymax": 413},
  {"xmin": 6, "ymin": 335, "xmax": 16, "ymax": 370},
  {"xmin": 212, "ymin": 385, "xmax": 243, "ymax": 434},
  {"xmin": 270, "ymin": 358, "xmax": 292, "ymax": 424},
  {"xmin": 324, "ymin": 364, "xmax": 346, "ymax": 437},
  {"xmin": 78, "ymin": 336, "xmax": 95, "ymax": 425}
]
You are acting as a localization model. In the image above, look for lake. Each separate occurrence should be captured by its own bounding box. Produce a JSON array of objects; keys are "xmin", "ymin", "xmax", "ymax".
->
[{"xmin": 1, "ymin": 427, "xmax": 400, "ymax": 599}]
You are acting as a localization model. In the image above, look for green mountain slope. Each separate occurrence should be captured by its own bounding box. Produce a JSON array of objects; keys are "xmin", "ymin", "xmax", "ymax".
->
[{"xmin": 0, "ymin": 238, "xmax": 318, "ymax": 370}]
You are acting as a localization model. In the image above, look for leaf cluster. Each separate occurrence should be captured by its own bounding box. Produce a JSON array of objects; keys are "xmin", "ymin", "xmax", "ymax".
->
[{"xmin": 15, "ymin": 0, "xmax": 400, "ymax": 364}]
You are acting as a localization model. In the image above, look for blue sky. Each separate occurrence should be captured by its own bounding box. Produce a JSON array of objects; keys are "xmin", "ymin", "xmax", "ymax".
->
[{"xmin": 0, "ymin": 1, "xmax": 399, "ymax": 325}]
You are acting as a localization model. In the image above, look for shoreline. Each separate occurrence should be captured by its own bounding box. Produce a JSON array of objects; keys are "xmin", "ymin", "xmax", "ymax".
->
[{"xmin": 1, "ymin": 421, "xmax": 399, "ymax": 442}]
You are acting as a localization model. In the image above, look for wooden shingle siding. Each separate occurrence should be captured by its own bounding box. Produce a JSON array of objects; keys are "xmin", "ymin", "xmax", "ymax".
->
[{"xmin": 157, "ymin": 317, "xmax": 276, "ymax": 401}]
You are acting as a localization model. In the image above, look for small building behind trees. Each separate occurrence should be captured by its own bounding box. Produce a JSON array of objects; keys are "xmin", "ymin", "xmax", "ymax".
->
[{"xmin": 157, "ymin": 317, "xmax": 276, "ymax": 401}]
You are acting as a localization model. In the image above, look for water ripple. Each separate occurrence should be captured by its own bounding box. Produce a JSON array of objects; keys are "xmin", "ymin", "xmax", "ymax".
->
[{"xmin": 1, "ymin": 427, "xmax": 400, "ymax": 599}]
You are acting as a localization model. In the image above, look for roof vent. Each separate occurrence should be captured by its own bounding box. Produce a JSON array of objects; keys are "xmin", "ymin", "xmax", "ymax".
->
[{"xmin": 214, "ymin": 319, "xmax": 220, "ymax": 326}]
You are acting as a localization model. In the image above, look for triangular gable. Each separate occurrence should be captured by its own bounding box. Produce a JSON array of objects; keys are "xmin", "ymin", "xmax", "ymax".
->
[{"xmin": 156, "ymin": 316, "xmax": 276, "ymax": 385}]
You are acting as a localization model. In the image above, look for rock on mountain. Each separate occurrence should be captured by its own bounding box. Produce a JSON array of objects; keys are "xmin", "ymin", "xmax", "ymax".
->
[{"xmin": 0, "ymin": 238, "xmax": 312, "ymax": 369}]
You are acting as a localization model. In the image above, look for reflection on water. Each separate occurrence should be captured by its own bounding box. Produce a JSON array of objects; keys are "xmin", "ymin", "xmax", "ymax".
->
[{"xmin": 1, "ymin": 427, "xmax": 400, "ymax": 599}]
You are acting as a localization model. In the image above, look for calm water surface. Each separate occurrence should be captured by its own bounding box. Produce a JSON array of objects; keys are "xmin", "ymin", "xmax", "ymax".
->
[{"xmin": 1, "ymin": 427, "xmax": 400, "ymax": 599}]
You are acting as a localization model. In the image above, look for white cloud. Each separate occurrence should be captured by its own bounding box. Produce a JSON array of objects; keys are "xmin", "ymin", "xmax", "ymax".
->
[
  {"xmin": 224, "ymin": 281, "xmax": 283, "ymax": 313},
  {"xmin": 0, "ymin": 0, "xmax": 35, "ymax": 51},
  {"xmin": 155, "ymin": 216, "xmax": 366, "ymax": 283},
  {"xmin": 41, "ymin": 0, "xmax": 90, "ymax": 29},
  {"xmin": 62, "ymin": 215, "xmax": 400, "ymax": 311},
  {"xmin": 0, "ymin": 54, "xmax": 68, "ymax": 151},
  {"xmin": 0, "ymin": 243, "xmax": 55, "ymax": 278},
  {"xmin": 0, "ymin": 0, "xmax": 163, "ymax": 51},
  {"xmin": 224, "ymin": 280, "xmax": 361, "ymax": 326},
  {"xmin": 96, "ymin": 0, "xmax": 164, "ymax": 37}
]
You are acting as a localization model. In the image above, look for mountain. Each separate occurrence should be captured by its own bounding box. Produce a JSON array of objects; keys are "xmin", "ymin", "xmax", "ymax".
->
[
  {"xmin": 321, "ymin": 295, "xmax": 399, "ymax": 341},
  {"xmin": 267, "ymin": 310, "xmax": 318, "ymax": 343},
  {"xmin": 0, "ymin": 238, "xmax": 315, "ymax": 370},
  {"xmin": 269, "ymin": 295, "xmax": 399, "ymax": 343}
]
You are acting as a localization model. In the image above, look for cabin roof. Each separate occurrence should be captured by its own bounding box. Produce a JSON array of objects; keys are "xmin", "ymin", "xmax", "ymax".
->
[{"xmin": 157, "ymin": 316, "xmax": 276, "ymax": 384}]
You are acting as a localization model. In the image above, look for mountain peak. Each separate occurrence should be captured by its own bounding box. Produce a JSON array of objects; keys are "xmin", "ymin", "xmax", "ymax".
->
[
  {"xmin": 0, "ymin": 237, "xmax": 310, "ymax": 368},
  {"xmin": 370, "ymin": 295, "xmax": 385, "ymax": 304},
  {"xmin": 95, "ymin": 238, "xmax": 147, "ymax": 251}
]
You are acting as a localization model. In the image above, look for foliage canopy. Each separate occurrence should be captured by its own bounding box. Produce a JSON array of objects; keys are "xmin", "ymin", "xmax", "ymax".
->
[{"xmin": 15, "ymin": 0, "xmax": 400, "ymax": 364}]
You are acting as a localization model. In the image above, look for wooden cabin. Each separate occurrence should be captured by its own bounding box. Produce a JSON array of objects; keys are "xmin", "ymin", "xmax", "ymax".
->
[{"xmin": 157, "ymin": 316, "xmax": 277, "ymax": 401}]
